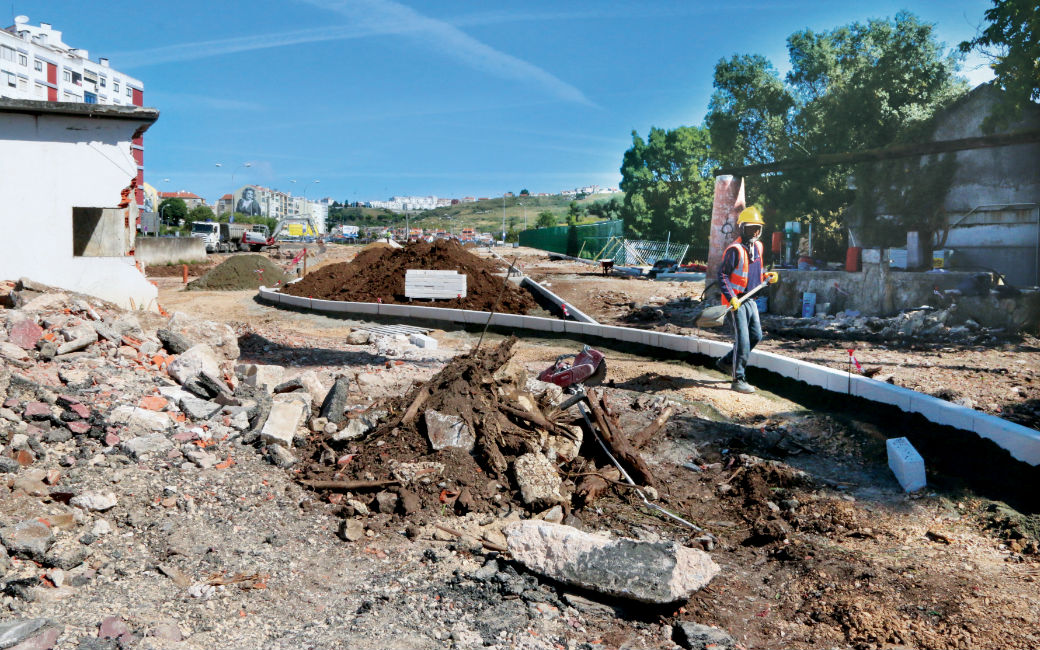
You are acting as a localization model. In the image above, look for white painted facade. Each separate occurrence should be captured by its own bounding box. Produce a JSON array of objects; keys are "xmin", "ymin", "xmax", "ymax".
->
[
  {"xmin": 1, "ymin": 16, "xmax": 143, "ymax": 105},
  {"xmin": 0, "ymin": 100, "xmax": 160, "ymax": 310}
]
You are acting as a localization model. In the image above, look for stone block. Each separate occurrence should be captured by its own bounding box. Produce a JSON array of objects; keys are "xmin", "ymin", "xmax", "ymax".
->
[
  {"xmin": 167, "ymin": 344, "xmax": 221, "ymax": 386},
  {"xmin": 167, "ymin": 312, "xmax": 240, "ymax": 360},
  {"xmin": 237, "ymin": 363, "xmax": 285, "ymax": 394},
  {"xmin": 424, "ymin": 409, "xmax": 475, "ymax": 452},
  {"xmin": 886, "ymin": 437, "xmax": 926, "ymax": 492},
  {"xmin": 408, "ymin": 333, "xmax": 438, "ymax": 349},
  {"xmin": 503, "ymin": 521, "xmax": 720, "ymax": 604},
  {"xmin": 512, "ymin": 452, "xmax": 564, "ymax": 506},
  {"xmin": 121, "ymin": 434, "xmax": 174, "ymax": 459},
  {"xmin": 108, "ymin": 406, "xmax": 172, "ymax": 432},
  {"xmin": 261, "ymin": 401, "xmax": 306, "ymax": 448}
]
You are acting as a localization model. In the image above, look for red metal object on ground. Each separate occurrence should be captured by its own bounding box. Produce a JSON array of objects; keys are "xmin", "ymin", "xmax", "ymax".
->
[{"xmin": 538, "ymin": 347, "xmax": 606, "ymax": 389}]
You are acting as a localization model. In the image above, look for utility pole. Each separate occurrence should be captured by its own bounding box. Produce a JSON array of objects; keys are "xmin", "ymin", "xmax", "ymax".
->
[{"xmin": 501, "ymin": 194, "xmax": 506, "ymax": 242}]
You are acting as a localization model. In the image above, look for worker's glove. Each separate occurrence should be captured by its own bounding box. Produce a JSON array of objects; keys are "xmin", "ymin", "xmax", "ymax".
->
[
  {"xmin": 765, "ymin": 271, "xmax": 780, "ymax": 284},
  {"xmin": 729, "ymin": 295, "xmax": 742, "ymax": 311}
]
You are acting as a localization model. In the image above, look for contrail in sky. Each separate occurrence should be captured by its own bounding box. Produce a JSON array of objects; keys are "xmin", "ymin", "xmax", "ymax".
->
[{"xmin": 112, "ymin": 0, "xmax": 594, "ymax": 107}]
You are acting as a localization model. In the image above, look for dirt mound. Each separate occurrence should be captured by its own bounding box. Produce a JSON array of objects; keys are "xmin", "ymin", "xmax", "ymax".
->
[
  {"xmin": 281, "ymin": 239, "xmax": 534, "ymax": 313},
  {"xmin": 298, "ymin": 338, "xmax": 574, "ymax": 516},
  {"xmin": 186, "ymin": 254, "xmax": 290, "ymax": 290},
  {"xmin": 146, "ymin": 261, "xmax": 215, "ymax": 278}
]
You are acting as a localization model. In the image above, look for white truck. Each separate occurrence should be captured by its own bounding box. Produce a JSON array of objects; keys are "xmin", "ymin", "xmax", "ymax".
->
[{"xmin": 190, "ymin": 221, "xmax": 250, "ymax": 253}]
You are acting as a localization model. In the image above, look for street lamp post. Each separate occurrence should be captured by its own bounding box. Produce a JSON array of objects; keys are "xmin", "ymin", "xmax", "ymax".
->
[
  {"xmin": 502, "ymin": 194, "xmax": 506, "ymax": 243},
  {"xmin": 216, "ymin": 162, "xmax": 252, "ymax": 221}
]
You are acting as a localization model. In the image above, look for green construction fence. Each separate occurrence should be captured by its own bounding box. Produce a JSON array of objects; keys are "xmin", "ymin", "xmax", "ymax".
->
[{"xmin": 518, "ymin": 219, "xmax": 623, "ymax": 258}]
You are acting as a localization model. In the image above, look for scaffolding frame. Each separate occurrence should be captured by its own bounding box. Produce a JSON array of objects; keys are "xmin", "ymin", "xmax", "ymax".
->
[{"xmin": 585, "ymin": 236, "xmax": 689, "ymax": 267}]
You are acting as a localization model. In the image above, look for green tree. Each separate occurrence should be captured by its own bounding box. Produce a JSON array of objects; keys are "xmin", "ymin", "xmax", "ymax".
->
[
  {"xmin": 157, "ymin": 197, "xmax": 188, "ymax": 227},
  {"xmin": 519, "ymin": 189, "xmax": 530, "ymax": 196},
  {"xmin": 960, "ymin": 0, "xmax": 1040, "ymax": 131},
  {"xmin": 505, "ymin": 227, "xmax": 520, "ymax": 243},
  {"xmin": 535, "ymin": 211, "xmax": 558, "ymax": 228},
  {"xmin": 566, "ymin": 201, "xmax": 585, "ymax": 226},
  {"xmin": 706, "ymin": 11, "xmax": 966, "ymax": 259},
  {"xmin": 186, "ymin": 204, "xmax": 214, "ymax": 228},
  {"xmin": 619, "ymin": 125, "xmax": 715, "ymax": 246}
]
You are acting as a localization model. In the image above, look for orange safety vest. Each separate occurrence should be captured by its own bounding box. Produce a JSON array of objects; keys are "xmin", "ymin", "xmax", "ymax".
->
[{"xmin": 721, "ymin": 238, "xmax": 765, "ymax": 307}]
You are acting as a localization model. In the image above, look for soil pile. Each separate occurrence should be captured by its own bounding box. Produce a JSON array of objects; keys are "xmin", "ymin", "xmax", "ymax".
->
[
  {"xmin": 281, "ymin": 239, "xmax": 535, "ymax": 313},
  {"xmin": 187, "ymin": 254, "xmax": 290, "ymax": 290},
  {"xmin": 146, "ymin": 261, "xmax": 215, "ymax": 278}
]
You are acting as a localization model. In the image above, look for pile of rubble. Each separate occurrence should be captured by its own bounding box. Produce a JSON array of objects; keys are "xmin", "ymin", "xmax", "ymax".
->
[
  {"xmin": 764, "ymin": 305, "xmax": 1005, "ymax": 344},
  {"xmin": 0, "ymin": 281, "xmax": 731, "ymax": 649}
]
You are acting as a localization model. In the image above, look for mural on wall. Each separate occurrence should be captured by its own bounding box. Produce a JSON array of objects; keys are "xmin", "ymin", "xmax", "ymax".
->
[
  {"xmin": 234, "ymin": 186, "xmax": 263, "ymax": 217},
  {"xmin": 140, "ymin": 181, "xmax": 159, "ymax": 214}
]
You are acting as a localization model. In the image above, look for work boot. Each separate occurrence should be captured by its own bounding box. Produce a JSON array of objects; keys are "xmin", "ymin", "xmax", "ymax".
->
[
  {"xmin": 731, "ymin": 379, "xmax": 756, "ymax": 394},
  {"xmin": 715, "ymin": 357, "xmax": 733, "ymax": 376}
]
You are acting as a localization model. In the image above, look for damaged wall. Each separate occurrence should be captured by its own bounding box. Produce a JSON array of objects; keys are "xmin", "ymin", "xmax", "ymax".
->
[{"xmin": 0, "ymin": 100, "xmax": 159, "ymax": 309}]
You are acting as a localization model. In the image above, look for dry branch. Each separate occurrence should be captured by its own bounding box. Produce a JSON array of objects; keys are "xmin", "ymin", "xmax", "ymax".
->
[{"xmin": 631, "ymin": 405, "xmax": 674, "ymax": 449}]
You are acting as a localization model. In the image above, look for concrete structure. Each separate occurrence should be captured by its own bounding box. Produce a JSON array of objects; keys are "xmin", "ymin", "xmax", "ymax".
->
[
  {"xmin": 0, "ymin": 99, "xmax": 160, "ymax": 310},
  {"xmin": 930, "ymin": 85, "xmax": 1040, "ymax": 287},
  {"xmin": 1, "ymin": 17, "xmax": 148, "ymax": 213},
  {"xmin": 134, "ymin": 236, "xmax": 208, "ymax": 266},
  {"xmin": 257, "ymin": 284, "xmax": 1040, "ymax": 467},
  {"xmin": 706, "ymin": 175, "xmax": 746, "ymax": 285}
]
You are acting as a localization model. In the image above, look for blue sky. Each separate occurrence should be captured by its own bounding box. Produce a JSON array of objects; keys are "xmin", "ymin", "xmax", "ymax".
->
[{"xmin": 18, "ymin": 1, "xmax": 995, "ymax": 205}]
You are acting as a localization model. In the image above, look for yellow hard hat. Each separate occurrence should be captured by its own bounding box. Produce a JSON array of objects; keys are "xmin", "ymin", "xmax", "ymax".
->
[{"xmin": 737, "ymin": 206, "xmax": 765, "ymax": 227}]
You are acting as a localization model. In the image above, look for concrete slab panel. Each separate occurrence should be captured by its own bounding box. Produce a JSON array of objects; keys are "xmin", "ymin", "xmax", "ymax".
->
[
  {"xmin": 854, "ymin": 379, "xmax": 913, "ymax": 411},
  {"xmin": 346, "ymin": 301, "xmax": 380, "ymax": 315},
  {"xmin": 971, "ymin": 414, "xmax": 1040, "ymax": 466},
  {"xmin": 311, "ymin": 299, "xmax": 351, "ymax": 314},
  {"xmin": 490, "ymin": 313, "xmax": 526, "ymax": 329},
  {"xmin": 519, "ymin": 316, "xmax": 554, "ymax": 332},
  {"xmin": 658, "ymin": 333, "xmax": 687, "ymax": 351},
  {"xmin": 378, "ymin": 304, "xmax": 411, "ymax": 319},
  {"xmin": 704, "ymin": 340, "xmax": 730, "ymax": 358},
  {"xmin": 280, "ymin": 294, "xmax": 311, "ymax": 309},
  {"xmin": 909, "ymin": 394, "xmax": 975, "ymax": 431},
  {"xmin": 548, "ymin": 318, "xmax": 566, "ymax": 333}
]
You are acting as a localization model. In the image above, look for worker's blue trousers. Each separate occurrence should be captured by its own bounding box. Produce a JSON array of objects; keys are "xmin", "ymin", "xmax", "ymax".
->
[{"xmin": 719, "ymin": 299, "xmax": 762, "ymax": 381}]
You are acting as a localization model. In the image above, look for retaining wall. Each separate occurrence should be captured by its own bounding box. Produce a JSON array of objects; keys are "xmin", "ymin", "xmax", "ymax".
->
[
  {"xmin": 134, "ymin": 236, "xmax": 208, "ymax": 266},
  {"xmin": 256, "ymin": 285, "xmax": 1040, "ymax": 466}
]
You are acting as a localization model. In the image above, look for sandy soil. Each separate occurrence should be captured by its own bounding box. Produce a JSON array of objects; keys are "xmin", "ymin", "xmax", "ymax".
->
[{"xmin": 120, "ymin": 243, "xmax": 1040, "ymax": 648}]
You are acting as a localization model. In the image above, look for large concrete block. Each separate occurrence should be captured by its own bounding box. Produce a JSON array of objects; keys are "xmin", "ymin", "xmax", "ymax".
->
[
  {"xmin": 909, "ymin": 394, "xmax": 975, "ymax": 431},
  {"xmin": 237, "ymin": 363, "xmax": 285, "ymax": 394},
  {"xmin": 971, "ymin": 413, "xmax": 1040, "ymax": 466},
  {"xmin": 490, "ymin": 313, "xmax": 526, "ymax": 329},
  {"xmin": 167, "ymin": 344, "xmax": 221, "ymax": 385},
  {"xmin": 886, "ymin": 437, "xmax": 926, "ymax": 492},
  {"xmin": 261, "ymin": 401, "xmax": 306, "ymax": 448},
  {"xmin": 504, "ymin": 521, "xmax": 720, "ymax": 604},
  {"xmin": 409, "ymin": 333, "xmax": 438, "ymax": 349},
  {"xmin": 311, "ymin": 298, "xmax": 351, "ymax": 314}
]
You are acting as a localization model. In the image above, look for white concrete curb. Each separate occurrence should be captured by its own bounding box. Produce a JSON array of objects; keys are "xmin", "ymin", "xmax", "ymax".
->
[
  {"xmin": 520, "ymin": 277, "xmax": 598, "ymax": 323},
  {"xmin": 256, "ymin": 285, "xmax": 1040, "ymax": 466}
]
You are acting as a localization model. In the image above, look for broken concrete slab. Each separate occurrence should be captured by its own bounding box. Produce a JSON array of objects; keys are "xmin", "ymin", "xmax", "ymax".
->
[
  {"xmin": 236, "ymin": 363, "xmax": 285, "ymax": 394},
  {"xmin": 166, "ymin": 312, "xmax": 240, "ymax": 360},
  {"xmin": 332, "ymin": 410, "xmax": 385, "ymax": 442},
  {"xmin": 296, "ymin": 370, "xmax": 328, "ymax": 406},
  {"xmin": 178, "ymin": 395, "xmax": 222, "ymax": 421},
  {"xmin": 0, "ymin": 619, "xmax": 62, "ymax": 650},
  {"xmin": 513, "ymin": 452, "xmax": 565, "ymax": 506},
  {"xmin": 156, "ymin": 328, "xmax": 191, "ymax": 354},
  {"xmin": 8, "ymin": 319, "xmax": 43, "ymax": 350},
  {"xmin": 503, "ymin": 521, "xmax": 720, "ymax": 604},
  {"xmin": 673, "ymin": 622, "xmax": 736, "ymax": 650},
  {"xmin": 167, "ymin": 344, "xmax": 222, "ymax": 386},
  {"xmin": 424, "ymin": 409, "xmax": 475, "ymax": 452},
  {"xmin": 108, "ymin": 405, "xmax": 172, "ymax": 432},
  {"xmin": 260, "ymin": 401, "xmax": 306, "ymax": 448},
  {"xmin": 0, "ymin": 520, "xmax": 54, "ymax": 563},
  {"xmin": 0, "ymin": 341, "xmax": 29, "ymax": 361},
  {"xmin": 120, "ymin": 434, "xmax": 174, "ymax": 459},
  {"xmin": 319, "ymin": 375, "xmax": 352, "ymax": 424}
]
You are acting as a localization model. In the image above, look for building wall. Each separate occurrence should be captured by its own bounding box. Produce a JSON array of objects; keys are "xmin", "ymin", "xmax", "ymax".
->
[
  {"xmin": 0, "ymin": 107, "xmax": 158, "ymax": 310},
  {"xmin": 1, "ymin": 17, "xmax": 148, "ymax": 213},
  {"xmin": 933, "ymin": 85, "xmax": 1039, "ymax": 286}
]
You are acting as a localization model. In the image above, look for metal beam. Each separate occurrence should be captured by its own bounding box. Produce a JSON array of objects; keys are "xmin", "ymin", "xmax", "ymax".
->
[{"xmin": 713, "ymin": 128, "xmax": 1040, "ymax": 177}]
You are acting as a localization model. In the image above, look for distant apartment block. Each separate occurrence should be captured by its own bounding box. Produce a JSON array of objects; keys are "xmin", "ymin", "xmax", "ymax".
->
[
  {"xmin": 216, "ymin": 185, "xmax": 327, "ymax": 233},
  {"xmin": 158, "ymin": 191, "xmax": 206, "ymax": 211},
  {"xmin": 1, "ymin": 16, "xmax": 148, "ymax": 211}
]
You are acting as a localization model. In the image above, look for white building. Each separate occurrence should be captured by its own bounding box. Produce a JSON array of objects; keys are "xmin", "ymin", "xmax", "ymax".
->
[
  {"xmin": 0, "ymin": 99, "xmax": 160, "ymax": 310},
  {"xmin": 219, "ymin": 185, "xmax": 327, "ymax": 233},
  {"xmin": 1, "ymin": 16, "xmax": 148, "ymax": 211}
]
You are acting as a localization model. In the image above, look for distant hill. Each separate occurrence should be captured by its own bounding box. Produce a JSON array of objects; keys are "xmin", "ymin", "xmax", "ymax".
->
[{"xmin": 328, "ymin": 193, "xmax": 622, "ymax": 235}]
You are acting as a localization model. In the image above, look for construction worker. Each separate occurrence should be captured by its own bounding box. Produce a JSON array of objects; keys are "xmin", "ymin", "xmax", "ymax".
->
[{"xmin": 715, "ymin": 206, "xmax": 779, "ymax": 393}]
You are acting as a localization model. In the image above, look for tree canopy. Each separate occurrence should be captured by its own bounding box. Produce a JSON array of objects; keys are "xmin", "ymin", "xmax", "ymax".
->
[
  {"xmin": 619, "ymin": 125, "xmax": 715, "ymax": 247},
  {"xmin": 535, "ymin": 211, "xmax": 558, "ymax": 228},
  {"xmin": 959, "ymin": 0, "xmax": 1040, "ymax": 131},
  {"xmin": 157, "ymin": 198, "xmax": 188, "ymax": 226},
  {"xmin": 705, "ymin": 11, "xmax": 966, "ymax": 258}
]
